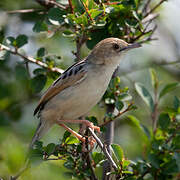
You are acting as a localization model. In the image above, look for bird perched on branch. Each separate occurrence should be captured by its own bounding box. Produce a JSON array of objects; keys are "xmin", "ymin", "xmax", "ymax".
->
[{"xmin": 30, "ymin": 37, "xmax": 141, "ymax": 148}]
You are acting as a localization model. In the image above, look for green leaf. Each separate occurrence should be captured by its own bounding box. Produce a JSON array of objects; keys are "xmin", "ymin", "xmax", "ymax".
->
[
  {"xmin": 162, "ymin": 159, "xmax": 179, "ymax": 174},
  {"xmin": 30, "ymin": 74, "xmax": 47, "ymax": 93},
  {"xmin": 159, "ymin": 83, "xmax": 179, "ymax": 98},
  {"xmin": 65, "ymin": 136, "xmax": 80, "ymax": 144},
  {"xmin": 6, "ymin": 36, "xmax": 15, "ymax": 46},
  {"xmin": 173, "ymin": 96, "xmax": 180, "ymax": 111},
  {"xmin": 62, "ymin": 30, "xmax": 75, "ymax": 37},
  {"xmin": 118, "ymin": 93, "xmax": 132, "ymax": 101},
  {"xmin": 37, "ymin": 47, "xmax": 46, "ymax": 57},
  {"xmin": 33, "ymin": 141, "xmax": 43, "ymax": 150},
  {"xmin": 148, "ymin": 153, "xmax": 160, "ymax": 168},
  {"xmin": 89, "ymin": 9, "xmax": 103, "ymax": 19},
  {"xmin": 86, "ymin": 116, "xmax": 98, "ymax": 125},
  {"xmin": 111, "ymin": 144, "xmax": 123, "ymax": 162},
  {"xmin": 92, "ymin": 152, "xmax": 105, "ymax": 165},
  {"xmin": 48, "ymin": 8, "xmax": 65, "ymax": 25},
  {"xmin": 128, "ymin": 115, "xmax": 150, "ymax": 140},
  {"xmin": 158, "ymin": 113, "xmax": 171, "ymax": 130},
  {"xmin": 44, "ymin": 143, "xmax": 56, "ymax": 155},
  {"xmin": 33, "ymin": 68, "xmax": 46, "ymax": 75},
  {"xmin": 149, "ymin": 68, "xmax": 158, "ymax": 90},
  {"xmin": 115, "ymin": 100, "xmax": 124, "ymax": 111},
  {"xmin": 16, "ymin": 34, "xmax": 28, "ymax": 48},
  {"xmin": 128, "ymin": 115, "xmax": 140, "ymax": 128},
  {"xmin": 135, "ymin": 82, "xmax": 154, "ymax": 112},
  {"xmin": 33, "ymin": 21, "xmax": 48, "ymax": 32},
  {"xmin": 62, "ymin": 131, "xmax": 71, "ymax": 142},
  {"xmin": 122, "ymin": 159, "xmax": 131, "ymax": 169},
  {"xmin": 140, "ymin": 124, "xmax": 151, "ymax": 140}
]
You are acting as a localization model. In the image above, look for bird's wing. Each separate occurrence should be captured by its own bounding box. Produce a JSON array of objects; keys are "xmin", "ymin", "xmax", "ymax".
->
[{"xmin": 34, "ymin": 60, "xmax": 87, "ymax": 116}]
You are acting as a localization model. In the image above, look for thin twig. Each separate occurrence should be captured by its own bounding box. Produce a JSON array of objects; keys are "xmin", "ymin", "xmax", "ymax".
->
[
  {"xmin": 88, "ymin": 128, "xmax": 118, "ymax": 171},
  {"xmin": 100, "ymin": 102, "xmax": 134, "ymax": 127},
  {"xmin": 35, "ymin": 0, "xmax": 67, "ymax": 10},
  {"xmin": 49, "ymin": 0, "xmax": 67, "ymax": 10},
  {"xmin": 142, "ymin": 0, "xmax": 152, "ymax": 14},
  {"xmin": 68, "ymin": 0, "xmax": 74, "ymax": 13},
  {"xmin": 144, "ymin": 0, "xmax": 167, "ymax": 18},
  {"xmin": 0, "ymin": 43, "xmax": 64, "ymax": 74},
  {"xmin": 7, "ymin": 9, "xmax": 43, "ymax": 14}
]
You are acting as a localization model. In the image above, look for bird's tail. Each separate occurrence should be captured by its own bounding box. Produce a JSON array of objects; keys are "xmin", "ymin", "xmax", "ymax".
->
[{"xmin": 29, "ymin": 120, "xmax": 53, "ymax": 149}]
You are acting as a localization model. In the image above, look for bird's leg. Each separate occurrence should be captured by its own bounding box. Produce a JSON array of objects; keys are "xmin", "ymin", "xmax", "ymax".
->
[
  {"xmin": 58, "ymin": 123, "xmax": 85, "ymax": 142},
  {"xmin": 57, "ymin": 119, "xmax": 100, "ymax": 133},
  {"xmin": 57, "ymin": 120, "xmax": 99, "ymax": 151}
]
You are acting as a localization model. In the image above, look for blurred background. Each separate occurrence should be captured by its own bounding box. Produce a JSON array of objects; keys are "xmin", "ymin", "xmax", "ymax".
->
[{"xmin": 0, "ymin": 0, "xmax": 180, "ymax": 179}]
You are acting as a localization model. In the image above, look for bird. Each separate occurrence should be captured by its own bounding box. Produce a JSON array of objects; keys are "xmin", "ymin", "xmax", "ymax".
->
[{"xmin": 30, "ymin": 37, "xmax": 141, "ymax": 148}]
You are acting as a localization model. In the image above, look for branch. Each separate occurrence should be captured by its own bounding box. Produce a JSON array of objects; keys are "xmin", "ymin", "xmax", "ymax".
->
[
  {"xmin": 100, "ymin": 102, "xmax": 134, "ymax": 127},
  {"xmin": 35, "ymin": 0, "xmax": 67, "ymax": 10},
  {"xmin": 144, "ymin": 0, "xmax": 167, "ymax": 18},
  {"xmin": 88, "ymin": 128, "xmax": 118, "ymax": 171},
  {"xmin": 7, "ymin": 9, "xmax": 44, "ymax": 14},
  {"xmin": 0, "ymin": 43, "xmax": 64, "ymax": 74}
]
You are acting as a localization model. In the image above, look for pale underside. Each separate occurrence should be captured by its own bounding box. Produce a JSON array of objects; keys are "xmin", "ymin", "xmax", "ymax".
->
[{"xmin": 40, "ymin": 63, "xmax": 117, "ymax": 124}]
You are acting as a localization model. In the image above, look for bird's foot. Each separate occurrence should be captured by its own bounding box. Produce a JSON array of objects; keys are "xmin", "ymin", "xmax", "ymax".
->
[
  {"xmin": 84, "ymin": 121, "xmax": 100, "ymax": 133},
  {"xmin": 81, "ymin": 136, "xmax": 96, "ymax": 152}
]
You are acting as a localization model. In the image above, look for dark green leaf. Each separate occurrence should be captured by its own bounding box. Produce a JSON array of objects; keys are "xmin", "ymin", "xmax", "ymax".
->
[
  {"xmin": 86, "ymin": 116, "xmax": 98, "ymax": 125},
  {"xmin": 140, "ymin": 124, "xmax": 151, "ymax": 140},
  {"xmin": 115, "ymin": 100, "xmax": 124, "ymax": 111},
  {"xmin": 111, "ymin": 144, "xmax": 123, "ymax": 162},
  {"xmin": 162, "ymin": 159, "xmax": 179, "ymax": 174},
  {"xmin": 37, "ymin": 47, "xmax": 46, "ymax": 57},
  {"xmin": 33, "ymin": 141, "xmax": 43, "ymax": 150},
  {"xmin": 6, "ymin": 36, "xmax": 15, "ymax": 46},
  {"xmin": 48, "ymin": 8, "xmax": 65, "ymax": 25},
  {"xmin": 16, "ymin": 34, "xmax": 28, "ymax": 48},
  {"xmin": 158, "ymin": 113, "xmax": 170, "ymax": 130},
  {"xmin": 33, "ymin": 68, "xmax": 46, "ymax": 75},
  {"xmin": 148, "ymin": 153, "xmax": 160, "ymax": 168},
  {"xmin": 44, "ymin": 143, "xmax": 56, "ymax": 155},
  {"xmin": 173, "ymin": 96, "xmax": 180, "ymax": 111},
  {"xmin": 62, "ymin": 131, "xmax": 71, "ymax": 142},
  {"xmin": 174, "ymin": 152, "xmax": 180, "ymax": 171},
  {"xmin": 30, "ymin": 74, "xmax": 47, "ymax": 93},
  {"xmin": 135, "ymin": 82, "xmax": 154, "ymax": 112},
  {"xmin": 159, "ymin": 83, "xmax": 179, "ymax": 98},
  {"xmin": 33, "ymin": 21, "xmax": 48, "ymax": 32}
]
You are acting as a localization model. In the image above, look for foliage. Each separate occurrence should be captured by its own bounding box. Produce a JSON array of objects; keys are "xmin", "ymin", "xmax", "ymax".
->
[{"xmin": 0, "ymin": 0, "xmax": 179, "ymax": 180}]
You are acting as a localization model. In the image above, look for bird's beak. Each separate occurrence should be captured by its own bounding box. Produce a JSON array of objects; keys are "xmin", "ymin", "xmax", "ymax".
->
[{"xmin": 120, "ymin": 43, "xmax": 141, "ymax": 52}]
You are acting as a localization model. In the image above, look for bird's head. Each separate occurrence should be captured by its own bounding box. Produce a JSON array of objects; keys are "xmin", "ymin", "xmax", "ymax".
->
[{"xmin": 88, "ymin": 38, "xmax": 141, "ymax": 65}]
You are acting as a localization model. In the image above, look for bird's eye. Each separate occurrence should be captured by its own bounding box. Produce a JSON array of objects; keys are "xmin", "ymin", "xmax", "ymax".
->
[{"xmin": 113, "ymin": 43, "xmax": 120, "ymax": 50}]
